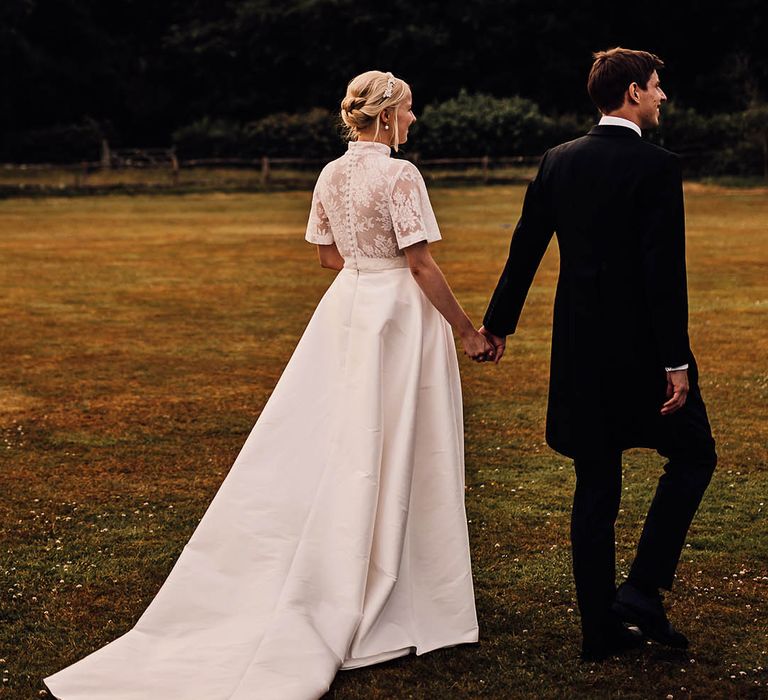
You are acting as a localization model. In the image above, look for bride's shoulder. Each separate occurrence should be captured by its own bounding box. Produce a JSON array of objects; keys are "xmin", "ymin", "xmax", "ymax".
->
[
  {"xmin": 319, "ymin": 156, "xmax": 343, "ymax": 174},
  {"xmin": 386, "ymin": 158, "xmax": 423, "ymax": 183},
  {"xmin": 314, "ymin": 157, "xmax": 343, "ymax": 185}
]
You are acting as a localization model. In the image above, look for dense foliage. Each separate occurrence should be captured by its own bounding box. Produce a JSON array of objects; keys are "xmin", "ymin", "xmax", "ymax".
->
[
  {"xmin": 167, "ymin": 95, "xmax": 766, "ymax": 177},
  {"xmin": 170, "ymin": 93, "xmax": 589, "ymax": 160},
  {"xmin": 1, "ymin": 0, "xmax": 766, "ymax": 152}
]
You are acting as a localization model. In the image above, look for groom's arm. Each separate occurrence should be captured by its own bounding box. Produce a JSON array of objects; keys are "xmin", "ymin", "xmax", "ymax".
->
[
  {"xmin": 641, "ymin": 153, "xmax": 691, "ymax": 370},
  {"xmin": 483, "ymin": 152, "xmax": 556, "ymax": 338}
]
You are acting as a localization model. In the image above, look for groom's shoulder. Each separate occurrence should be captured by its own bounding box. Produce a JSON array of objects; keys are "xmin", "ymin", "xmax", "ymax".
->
[
  {"xmin": 635, "ymin": 141, "xmax": 683, "ymax": 177},
  {"xmin": 536, "ymin": 136, "xmax": 589, "ymax": 171},
  {"xmin": 548, "ymin": 135, "xmax": 590, "ymax": 157},
  {"xmin": 637, "ymin": 139, "xmax": 677, "ymax": 159},
  {"xmin": 552, "ymin": 132, "xmax": 678, "ymax": 163},
  {"xmin": 541, "ymin": 134, "xmax": 680, "ymax": 174},
  {"xmin": 544, "ymin": 132, "xmax": 626, "ymax": 164}
]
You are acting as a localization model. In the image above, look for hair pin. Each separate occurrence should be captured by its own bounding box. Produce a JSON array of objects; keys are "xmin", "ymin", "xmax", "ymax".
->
[{"xmin": 383, "ymin": 74, "xmax": 395, "ymax": 99}]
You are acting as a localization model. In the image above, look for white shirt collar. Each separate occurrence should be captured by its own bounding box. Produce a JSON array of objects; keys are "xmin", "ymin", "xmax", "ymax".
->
[{"xmin": 598, "ymin": 115, "xmax": 642, "ymax": 137}]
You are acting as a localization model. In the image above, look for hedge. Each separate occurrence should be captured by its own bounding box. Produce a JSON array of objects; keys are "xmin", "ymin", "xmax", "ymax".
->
[
  {"xmin": 2, "ymin": 96, "xmax": 765, "ymax": 177},
  {"xmin": 170, "ymin": 94, "xmax": 591, "ymax": 161},
  {"xmin": 172, "ymin": 110, "xmax": 343, "ymax": 160},
  {"xmin": 1, "ymin": 120, "xmax": 108, "ymax": 164},
  {"xmin": 169, "ymin": 95, "xmax": 766, "ymax": 176}
]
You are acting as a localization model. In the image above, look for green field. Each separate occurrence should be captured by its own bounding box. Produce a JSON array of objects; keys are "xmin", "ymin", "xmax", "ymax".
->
[{"xmin": 1, "ymin": 183, "xmax": 767, "ymax": 698}]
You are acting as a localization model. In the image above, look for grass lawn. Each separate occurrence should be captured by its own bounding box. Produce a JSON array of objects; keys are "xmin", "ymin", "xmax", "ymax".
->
[{"xmin": 1, "ymin": 183, "xmax": 766, "ymax": 698}]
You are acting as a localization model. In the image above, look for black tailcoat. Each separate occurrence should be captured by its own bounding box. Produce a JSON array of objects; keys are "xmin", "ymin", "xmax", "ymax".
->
[{"xmin": 484, "ymin": 125, "xmax": 694, "ymax": 458}]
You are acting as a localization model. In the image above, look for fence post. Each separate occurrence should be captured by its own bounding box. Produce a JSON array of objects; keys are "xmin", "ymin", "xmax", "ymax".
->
[
  {"xmin": 100, "ymin": 139, "xmax": 111, "ymax": 169},
  {"xmin": 74, "ymin": 161, "xmax": 89, "ymax": 188},
  {"xmin": 169, "ymin": 149, "xmax": 180, "ymax": 185},
  {"xmin": 481, "ymin": 155, "xmax": 489, "ymax": 183},
  {"xmin": 261, "ymin": 156, "xmax": 271, "ymax": 185}
]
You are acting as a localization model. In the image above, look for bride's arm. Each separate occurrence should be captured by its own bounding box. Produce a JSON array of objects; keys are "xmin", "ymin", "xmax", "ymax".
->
[
  {"xmin": 317, "ymin": 242, "xmax": 345, "ymax": 270},
  {"xmin": 404, "ymin": 242, "xmax": 493, "ymax": 361}
]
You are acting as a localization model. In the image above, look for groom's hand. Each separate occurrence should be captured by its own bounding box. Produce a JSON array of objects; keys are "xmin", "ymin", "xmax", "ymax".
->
[
  {"xmin": 661, "ymin": 369, "xmax": 689, "ymax": 415},
  {"xmin": 479, "ymin": 326, "xmax": 506, "ymax": 364}
]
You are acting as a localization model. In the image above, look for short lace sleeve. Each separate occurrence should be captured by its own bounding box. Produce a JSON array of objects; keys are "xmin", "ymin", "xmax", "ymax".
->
[
  {"xmin": 305, "ymin": 177, "xmax": 333, "ymax": 245},
  {"xmin": 388, "ymin": 162, "xmax": 442, "ymax": 249}
]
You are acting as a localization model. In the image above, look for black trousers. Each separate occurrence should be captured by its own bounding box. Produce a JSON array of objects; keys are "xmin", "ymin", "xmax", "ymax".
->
[{"xmin": 570, "ymin": 385, "xmax": 717, "ymax": 641}]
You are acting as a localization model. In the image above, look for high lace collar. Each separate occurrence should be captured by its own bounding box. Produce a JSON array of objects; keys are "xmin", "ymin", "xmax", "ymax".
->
[{"xmin": 347, "ymin": 140, "xmax": 391, "ymax": 156}]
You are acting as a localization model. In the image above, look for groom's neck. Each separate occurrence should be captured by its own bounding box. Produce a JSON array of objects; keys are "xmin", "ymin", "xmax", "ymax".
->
[{"xmin": 602, "ymin": 109, "xmax": 643, "ymax": 129}]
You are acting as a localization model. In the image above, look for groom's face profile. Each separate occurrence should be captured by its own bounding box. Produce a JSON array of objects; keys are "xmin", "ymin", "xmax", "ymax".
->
[{"xmin": 634, "ymin": 70, "xmax": 667, "ymax": 129}]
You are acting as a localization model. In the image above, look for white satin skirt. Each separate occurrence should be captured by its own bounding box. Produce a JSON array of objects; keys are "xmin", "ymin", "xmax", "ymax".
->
[{"xmin": 44, "ymin": 266, "xmax": 479, "ymax": 700}]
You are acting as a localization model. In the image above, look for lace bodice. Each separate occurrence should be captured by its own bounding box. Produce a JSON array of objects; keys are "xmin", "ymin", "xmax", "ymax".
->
[{"xmin": 305, "ymin": 141, "xmax": 441, "ymax": 269}]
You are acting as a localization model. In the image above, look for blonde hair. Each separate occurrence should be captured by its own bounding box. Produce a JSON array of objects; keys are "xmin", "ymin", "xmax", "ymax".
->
[{"xmin": 340, "ymin": 70, "xmax": 410, "ymax": 151}]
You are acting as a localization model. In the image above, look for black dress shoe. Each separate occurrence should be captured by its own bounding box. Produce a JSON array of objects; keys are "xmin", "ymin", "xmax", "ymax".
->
[
  {"xmin": 580, "ymin": 622, "xmax": 644, "ymax": 662},
  {"xmin": 612, "ymin": 582, "xmax": 689, "ymax": 649}
]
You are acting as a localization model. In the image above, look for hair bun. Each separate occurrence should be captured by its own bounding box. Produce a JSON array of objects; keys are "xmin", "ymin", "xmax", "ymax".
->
[
  {"xmin": 340, "ymin": 70, "xmax": 408, "ymax": 146},
  {"xmin": 342, "ymin": 96, "xmax": 366, "ymax": 114}
]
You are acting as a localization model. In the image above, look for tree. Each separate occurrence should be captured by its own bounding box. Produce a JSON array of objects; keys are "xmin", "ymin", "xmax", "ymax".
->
[{"xmin": 1, "ymin": 0, "xmax": 766, "ymax": 148}]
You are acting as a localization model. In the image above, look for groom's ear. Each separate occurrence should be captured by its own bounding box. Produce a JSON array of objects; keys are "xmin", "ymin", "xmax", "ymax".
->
[{"xmin": 628, "ymin": 82, "xmax": 642, "ymax": 104}]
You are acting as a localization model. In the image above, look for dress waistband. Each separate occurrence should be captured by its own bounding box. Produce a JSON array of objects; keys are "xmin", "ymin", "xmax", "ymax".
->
[{"xmin": 344, "ymin": 256, "xmax": 410, "ymax": 271}]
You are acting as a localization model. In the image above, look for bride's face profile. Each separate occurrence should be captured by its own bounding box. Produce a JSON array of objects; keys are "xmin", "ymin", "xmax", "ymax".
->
[
  {"xmin": 381, "ymin": 88, "xmax": 416, "ymax": 145},
  {"xmin": 394, "ymin": 89, "xmax": 416, "ymax": 144}
]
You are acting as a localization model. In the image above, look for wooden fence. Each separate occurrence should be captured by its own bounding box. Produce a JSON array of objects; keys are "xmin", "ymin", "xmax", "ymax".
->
[{"xmin": 1, "ymin": 148, "xmax": 542, "ymax": 191}]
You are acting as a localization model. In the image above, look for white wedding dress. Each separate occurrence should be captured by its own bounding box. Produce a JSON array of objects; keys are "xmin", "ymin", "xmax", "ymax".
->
[{"xmin": 44, "ymin": 140, "xmax": 479, "ymax": 700}]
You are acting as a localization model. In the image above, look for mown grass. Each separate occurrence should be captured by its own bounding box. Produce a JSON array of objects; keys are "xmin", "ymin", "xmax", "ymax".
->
[{"xmin": 1, "ymin": 183, "xmax": 766, "ymax": 698}]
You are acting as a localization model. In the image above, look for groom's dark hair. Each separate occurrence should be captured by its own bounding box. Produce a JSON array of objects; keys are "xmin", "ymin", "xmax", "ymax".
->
[{"xmin": 588, "ymin": 47, "xmax": 665, "ymax": 113}]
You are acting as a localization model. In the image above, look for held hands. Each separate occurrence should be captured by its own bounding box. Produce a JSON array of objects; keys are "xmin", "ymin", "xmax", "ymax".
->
[
  {"xmin": 459, "ymin": 326, "xmax": 507, "ymax": 364},
  {"xmin": 478, "ymin": 326, "xmax": 507, "ymax": 364},
  {"xmin": 661, "ymin": 369, "xmax": 689, "ymax": 415},
  {"xmin": 460, "ymin": 328, "xmax": 496, "ymax": 362}
]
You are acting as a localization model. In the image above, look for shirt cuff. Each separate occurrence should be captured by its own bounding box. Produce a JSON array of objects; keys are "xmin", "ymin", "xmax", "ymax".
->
[{"xmin": 665, "ymin": 364, "xmax": 689, "ymax": 372}]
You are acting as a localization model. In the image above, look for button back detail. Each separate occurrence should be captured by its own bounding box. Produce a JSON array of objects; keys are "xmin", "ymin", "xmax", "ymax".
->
[{"xmin": 305, "ymin": 141, "xmax": 441, "ymax": 268}]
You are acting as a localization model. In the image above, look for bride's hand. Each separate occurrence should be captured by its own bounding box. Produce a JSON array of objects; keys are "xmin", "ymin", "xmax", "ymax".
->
[{"xmin": 461, "ymin": 329, "xmax": 496, "ymax": 362}]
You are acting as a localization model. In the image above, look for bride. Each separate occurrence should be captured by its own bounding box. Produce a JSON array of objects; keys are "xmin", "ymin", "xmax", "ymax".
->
[{"xmin": 44, "ymin": 70, "xmax": 492, "ymax": 700}]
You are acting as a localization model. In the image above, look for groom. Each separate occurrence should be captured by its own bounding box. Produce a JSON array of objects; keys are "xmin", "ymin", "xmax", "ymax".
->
[{"xmin": 480, "ymin": 48, "xmax": 717, "ymax": 661}]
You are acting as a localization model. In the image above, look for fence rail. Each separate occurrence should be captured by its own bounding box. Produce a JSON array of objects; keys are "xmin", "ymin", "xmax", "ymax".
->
[
  {"xmin": 1, "ymin": 149, "xmax": 544, "ymax": 190},
  {"xmin": 3, "ymin": 131, "xmax": 763, "ymax": 197},
  {"xmin": 3, "ymin": 149, "xmax": 740, "ymax": 196}
]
